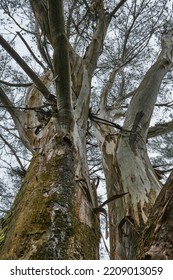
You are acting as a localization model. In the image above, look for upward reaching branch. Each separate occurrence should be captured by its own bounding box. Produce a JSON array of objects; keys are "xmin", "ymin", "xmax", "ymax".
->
[
  {"xmin": 0, "ymin": 86, "xmax": 19, "ymax": 118},
  {"xmin": 123, "ymin": 30, "xmax": 173, "ymax": 144},
  {"xmin": 99, "ymin": 66, "xmax": 122, "ymax": 113},
  {"xmin": 109, "ymin": 0, "xmax": 127, "ymax": 18},
  {"xmin": 83, "ymin": 0, "xmax": 127, "ymax": 77},
  {"xmin": 0, "ymin": 87, "xmax": 32, "ymax": 151},
  {"xmin": 48, "ymin": 0, "xmax": 73, "ymax": 121},
  {"xmin": 29, "ymin": 0, "xmax": 51, "ymax": 42},
  {"xmin": 0, "ymin": 35, "xmax": 55, "ymax": 104}
]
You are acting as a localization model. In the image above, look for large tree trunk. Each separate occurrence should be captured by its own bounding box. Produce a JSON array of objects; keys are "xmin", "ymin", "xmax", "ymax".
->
[
  {"xmin": 0, "ymin": 76, "xmax": 100, "ymax": 260},
  {"xmin": 0, "ymin": 0, "xmax": 100, "ymax": 260},
  {"xmin": 1, "ymin": 0, "xmax": 172, "ymax": 260},
  {"xmin": 0, "ymin": 71, "xmax": 100, "ymax": 259},
  {"xmin": 0, "ymin": 0, "xmax": 112, "ymax": 259},
  {"xmin": 93, "ymin": 30, "xmax": 173, "ymax": 259}
]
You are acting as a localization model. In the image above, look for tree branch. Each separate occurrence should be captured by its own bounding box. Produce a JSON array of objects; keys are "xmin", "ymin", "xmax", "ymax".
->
[
  {"xmin": 1, "ymin": 1, "xmax": 35, "ymax": 35},
  {"xmin": 48, "ymin": 0, "xmax": 73, "ymax": 121},
  {"xmin": 34, "ymin": 22, "xmax": 54, "ymax": 72},
  {"xmin": 0, "ymin": 35, "xmax": 55, "ymax": 104},
  {"xmin": 83, "ymin": 0, "xmax": 127, "ymax": 77},
  {"xmin": 0, "ymin": 134, "xmax": 24, "ymax": 171},
  {"xmin": 99, "ymin": 66, "xmax": 122, "ymax": 111},
  {"xmin": 83, "ymin": 14, "xmax": 110, "ymax": 76},
  {"xmin": 29, "ymin": 0, "xmax": 51, "ymax": 41},
  {"xmin": 109, "ymin": 0, "xmax": 127, "ymax": 18},
  {"xmin": 0, "ymin": 80, "xmax": 32, "ymax": 87},
  {"xmin": 155, "ymin": 100, "xmax": 173, "ymax": 108},
  {"xmin": 148, "ymin": 121, "xmax": 173, "ymax": 138},
  {"xmin": 17, "ymin": 31, "xmax": 46, "ymax": 71},
  {"xmin": 0, "ymin": 87, "xmax": 32, "ymax": 151},
  {"xmin": 123, "ymin": 30, "xmax": 173, "ymax": 143},
  {"xmin": 0, "ymin": 86, "xmax": 18, "ymax": 118}
]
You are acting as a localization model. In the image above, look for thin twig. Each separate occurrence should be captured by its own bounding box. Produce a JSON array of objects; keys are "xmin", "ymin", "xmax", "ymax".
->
[
  {"xmin": 17, "ymin": 32, "xmax": 46, "ymax": 71},
  {"xmin": 0, "ymin": 80, "xmax": 32, "ymax": 87}
]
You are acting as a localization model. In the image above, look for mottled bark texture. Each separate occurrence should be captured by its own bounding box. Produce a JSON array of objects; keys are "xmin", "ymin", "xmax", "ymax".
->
[
  {"xmin": 139, "ymin": 170, "xmax": 173, "ymax": 260},
  {"xmin": 0, "ymin": 119, "xmax": 99, "ymax": 259},
  {"xmin": 0, "ymin": 0, "xmax": 100, "ymax": 259},
  {"xmin": 1, "ymin": 0, "xmax": 173, "ymax": 260},
  {"xmin": 0, "ymin": 67, "xmax": 100, "ymax": 259},
  {"xmin": 93, "ymin": 30, "xmax": 173, "ymax": 259}
]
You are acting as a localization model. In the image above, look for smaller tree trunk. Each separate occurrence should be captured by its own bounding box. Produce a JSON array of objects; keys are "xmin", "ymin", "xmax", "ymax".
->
[{"xmin": 94, "ymin": 30, "xmax": 173, "ymax": 259}]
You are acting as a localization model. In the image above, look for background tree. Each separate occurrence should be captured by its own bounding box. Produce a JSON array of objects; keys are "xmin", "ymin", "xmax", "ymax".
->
[{"xmin": 0, "ymin": 0, "xmax": 173, "ymax": 259}]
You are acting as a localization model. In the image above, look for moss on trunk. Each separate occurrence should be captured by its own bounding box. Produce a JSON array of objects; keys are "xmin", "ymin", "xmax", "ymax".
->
[{"xmin": 0, "ymin": 128, "xmax": 100, "ymax": 260}]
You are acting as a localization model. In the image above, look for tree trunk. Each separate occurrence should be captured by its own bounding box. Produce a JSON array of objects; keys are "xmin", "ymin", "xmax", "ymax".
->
[
  {"xmin": 0, "ymin": 84, "xmax": 100, "ymax": 260},
  {"xmin": 1, "ymin": 0, "xmax": 172, "ymax": 260},
  {"xmin": 138, "ymin": 170, "xmax": 173, "ymax": 260},
  {"xmin": 93, "ymin": 30, "xmax": 173, "ymax": 259},
  {"xmin": 0, "ymin": 0, "xmax": 100, "ymax": 258}
]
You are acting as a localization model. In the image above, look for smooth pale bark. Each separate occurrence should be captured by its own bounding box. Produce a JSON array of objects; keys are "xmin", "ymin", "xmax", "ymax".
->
[{"xmin": 94, "ymin": 30, "xmax": 173, "ymax": 259}]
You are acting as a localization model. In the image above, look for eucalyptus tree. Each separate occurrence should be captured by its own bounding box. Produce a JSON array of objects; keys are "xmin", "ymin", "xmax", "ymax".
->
[{"xmin": 0, "ymin": 0, "xmax": 173, "ymax": 260}]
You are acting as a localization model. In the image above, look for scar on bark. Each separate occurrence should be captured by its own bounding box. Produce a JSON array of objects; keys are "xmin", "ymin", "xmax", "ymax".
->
[
  {"xmin": 129, "ymin": 111, "xmax": 144, "ymax": 151},
  {"xmin": 118, "ymin": 215, "xmax": 140, "ymax": 243}
]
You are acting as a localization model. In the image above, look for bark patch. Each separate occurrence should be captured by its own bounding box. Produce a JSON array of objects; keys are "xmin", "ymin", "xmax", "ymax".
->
[{"xmin": 129, "ymin": 111, "xmax": 143, "ymax": 152}]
